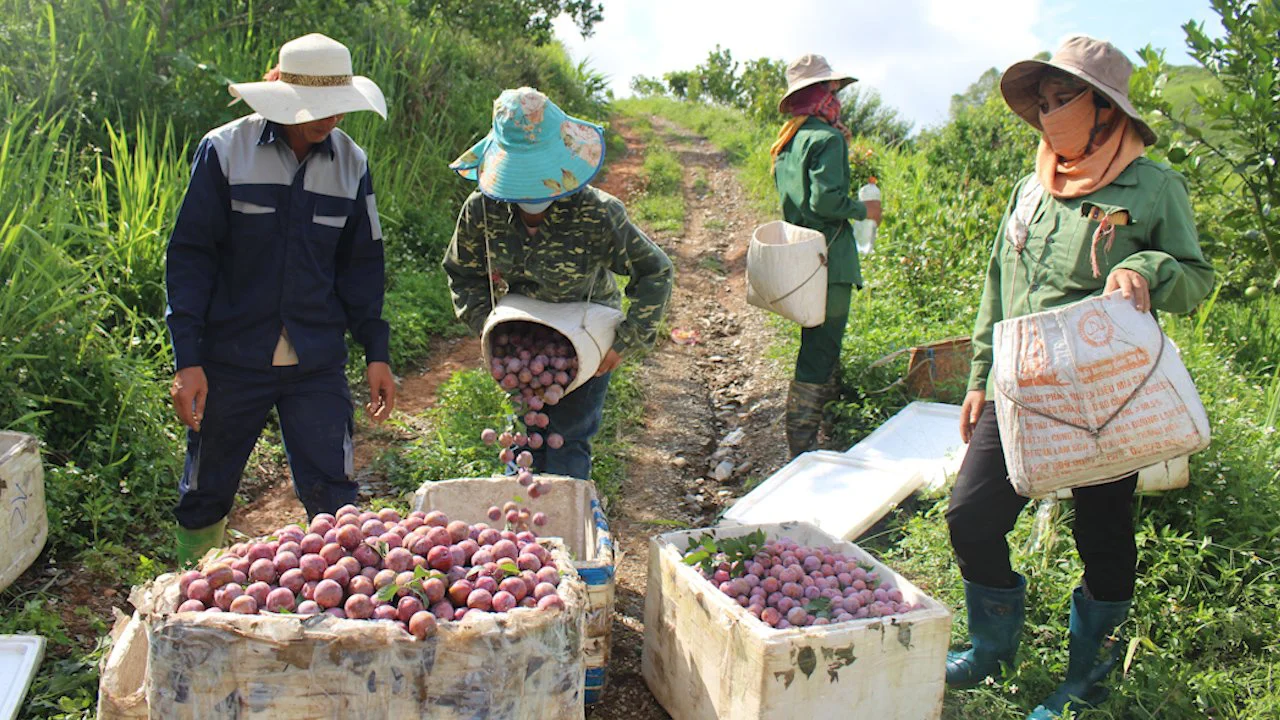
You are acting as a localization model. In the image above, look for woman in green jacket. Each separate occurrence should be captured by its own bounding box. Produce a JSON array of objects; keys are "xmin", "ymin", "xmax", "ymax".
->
[
  {"xmin": 771, "ymin": 54, "xmax": 882, "ymax": 456},
  {"xmin": 945, "ymin": 37, "xmax": 1215, "ymax": 719}
]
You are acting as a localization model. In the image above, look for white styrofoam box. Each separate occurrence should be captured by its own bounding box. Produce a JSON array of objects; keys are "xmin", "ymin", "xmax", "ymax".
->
[
  {"xmin": 841, "ymin": 402, "xmax": 1190, "ymax": 497},
  {"xmin": 642, "ymin": 521, "xmax": 950, "ymax": 720},
  {"xmin": 0, "ymin": 431, "xmax": 47, "ymax": 592},
  {"xmin": 843, "ymin": 402, "xmax": 968, "ymax": 491},
  {"xmin": 724, "ymin": 452, "xmax": 921, "ymax": 541},
  {"xmin": 0, "ymin": 635, "xmax": 46, "ymax": 720},
  {"xmin": 412, "ymin": 475, "xmax": 614, "ymax": 704}
]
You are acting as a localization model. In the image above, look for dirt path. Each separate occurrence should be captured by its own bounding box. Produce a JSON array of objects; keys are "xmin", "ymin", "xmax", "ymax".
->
[
  {"xmin": 586, "ymin": 116, "xmax": 791, "ymax": 719},
  {"xmin": 224, "ymin": 115, "xmax": 793, "ymax": 717}
]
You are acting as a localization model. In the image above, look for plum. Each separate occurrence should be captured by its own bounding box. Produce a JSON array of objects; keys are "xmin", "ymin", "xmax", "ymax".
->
[
  {"xmin": 475, "ymin": 576, "xmax": 499, "ymax": 594},
  {"xmin": 322, "ymin": 564, "xmax": 350, "ymax": 587},
  {"xmin": 397, "ymin": 596, "xmax": 424, "ymax": 623},
  {"xmin": 336, "ymin": 556, "xmax": 362, "ymax": 579},
  {"xmin": 177, "ymin": 599, "xmax": 205, "ymax": 613},
  {"xmin": 179, "ymin": 570, "xmax": 202, "ymax": 597},
  {"xmin": 481, "ymin": 428, "xmax": 498, "ymax": 445},
  {"xmin": 229, "ymin": 595, "xmax": 259, "ymax": 614},
  {"xmin": 353, "ymin": 544, "xmax": 382, "ymax": 568},
  {"xmin": 492, "ymin": 591, "xmax": 517, "ymax": 613},
  {"xmin": 517, "ymin": 471, "xmax": 534, "ymax": 487},
  {"xmin": 499, "ymin": 577, "xmax": 528, "ymax": 601},
  {"xmin": 349, "ymin": 575, "xmax": 375, "ymax": 597},
  {"xmin": 427, "ymin": 545, "xmax": 453, "ymax": 572},
  {"xmin": 299, "ymin": 554, "xmax": 327, "ymax": 582},
  {"xmin": 384, "ymin": 547, "xmax": 414, "ymax": 573},
  {"xmin": 336, "ymin": 525, "xmax": 363, "ymax": 551},
  {"xmin": 213, "ymin": 579, "xmax": 243, "ymax": 607},
  {"xmin": 486, "ymin": 506, "xmax": 502, "ymax": 522},
  {"xmin": 204, "ymin": 563, "xmax": 234, "ymax": 589},
  {"xmin": 344, "ymin": 594, "xmax": 374, "ymax": 619},
  {"xmin": 279, "ymin": 568, "xmax": 306, "ymax": 594},
  {"xmin": 296, "ymin": 600, "xmax": 322, "ymax": 615},
  {"xmin": 423, "ymin": 511, "xmax": 449, "ymax": 528},
  {"xmin": 245, "ymin": 581, "xmax": 271, "ymax": 607},
  {"xmin": 546, "ymin": 433, "xmax": 564, "ymax": 449},
  {"xmin": 314, "ymin": 579, "xmax": 344, "ymax": 609},
  {"xmin": 516, "ymin": 451, "xmax": 533, "ymax": 469},
  {"xmin": 499, "ymin": 448, "xmax": 515, "ymax": 464},
  {"xmin": 265, "ymin": 587, "xmax": 295, "ymax": 612},
  {"xmin": 447, "ymin": 579, "xmax": 474, "ymax": 606},
  {"xmin": 319, "ymin": 543, "xmax": 346, "ymax": 566},
  {"xmin": 536, "ymin": 567, "xmax": 560, "ymax": 586},
  {"xmin": 422, "ymin": 577, "xmax": 447, "ymax": 603},
  {"xmin": 467, "ymin": 588, "xmax": 494, "ymax": 611},
  {"xmin": 536, "ymin": 594, "xmax": 565, "ymax": 610},
  {"xmin": 247, "ymin": 556, "xmax": 275, "ymax": 584},
  {"xmin": 533, "ymin": 582, "xmax": 558, "ymax": 601},
  {"xmin": 246, "ymin": 543, "xmax": 274, "ymax": 563},
  {"xmin": 527, "ymin": 433, "xmax": 544, "ymax": 450}
]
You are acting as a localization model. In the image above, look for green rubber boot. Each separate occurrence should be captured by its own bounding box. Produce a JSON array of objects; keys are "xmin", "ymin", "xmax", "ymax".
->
[
  {"xmin": 946, "ymin": 574, "xmax": 1027, "ymax": 687},
  {"xmin": 785, "ymin": 379, "xmax": 829, "ymax": 457},
  {"xmin": 1027, "ymin": 586, "xmax": 1131, "ymax": 719},
  {"xmin": 175, "ymin": 517, "xmax": 227, "ymax": 566}
]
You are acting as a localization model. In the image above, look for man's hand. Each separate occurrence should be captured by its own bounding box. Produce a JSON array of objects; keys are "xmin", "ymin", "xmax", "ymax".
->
[
  {"xmin": 960, "ymin": 389, "xmax": 986, "ymax": 444},
  {"xmin": 171, "ymin": 367, "xmax": 209, "ymax": 431},
  {"xmin": 1105, "ymin": 268, "xmax": 1151, "ymax": 313},
  {"xmin": 366, "ymin": 361, "xmax": 396, "ymax": 423},
  {"xmin": 863, "ymin": 199, "xmax": 883, "ymax": 224},
  {"xmin": 595, "ymin": 349, "xmax": 623, "ymax": 377}
]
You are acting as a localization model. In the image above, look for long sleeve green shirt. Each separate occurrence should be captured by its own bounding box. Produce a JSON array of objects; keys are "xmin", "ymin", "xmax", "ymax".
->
[
  {"xmin": 773, "ymin": 117, "xmax": 868, "ymax": 286},
  {"xmin": 442, "ymin": 186, "xmax": 674, "ymax": 354},
  {"xmin": 969, "ymin": 158, "xmax": 1216, "ymax": 395}
]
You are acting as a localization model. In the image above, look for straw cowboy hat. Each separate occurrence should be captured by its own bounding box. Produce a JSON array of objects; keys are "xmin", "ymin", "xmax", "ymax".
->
[
  {"xmin": 229, "ymin": 33, "xmax": 386, "ymax": 124},
  {"xmin": 450, "ymin": 87, "xmax": 605, "ymax": 203},
  {"xmin": 777, "ymin": 54, "xmax": 857, "ymax": 113},
  {"xmin": 1000, "ymin": 35, "xmax": 1157, "ymax": 146}
]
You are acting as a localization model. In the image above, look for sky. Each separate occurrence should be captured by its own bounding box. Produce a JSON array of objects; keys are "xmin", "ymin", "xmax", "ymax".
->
[{"xmin": 552, "ymin": 0, "xmax": 1223, "ymax": 131}]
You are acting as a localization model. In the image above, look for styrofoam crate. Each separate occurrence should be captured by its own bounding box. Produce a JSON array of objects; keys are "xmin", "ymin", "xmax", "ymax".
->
[
  {"xmin": 0, "ymin": 431, "xmax": 47, "ymax": 593},
  {"xmin": 0, "ymin": 635, "xmax": 45, "ymax": 720},
  {"xmin": 843, "ymin": 402, "xmax": 968, "ymax": 492},
  {"xmin": 724, "ymin": 452, "xmax": 921, "ymax": 541},
  {"xmin": 642, "ymin": 521, "xmax": 950, "ymax": 720},
  {"xmin": 412, "ymin": 475, "xmax": 614, "ymax": 704},
  {"xmin": 843, "ymin": 401, "xmax": 1190, "ymax": 497}
]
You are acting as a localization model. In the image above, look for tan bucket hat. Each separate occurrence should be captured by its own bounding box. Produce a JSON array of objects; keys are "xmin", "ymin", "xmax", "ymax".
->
[
  {"xmin": 1000, "ymin": 35, "xmax": 1156, "ymax": 146},
  {"xmin": 229, "ymin": 33, "xmax": 386, "ymax": 125},
  {"xmin": 778, "ymin": 54, "xmax": 856, "ymax": 113}
]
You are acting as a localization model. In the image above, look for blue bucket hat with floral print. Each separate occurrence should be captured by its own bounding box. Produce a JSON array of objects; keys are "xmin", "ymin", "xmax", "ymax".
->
[{"xmin": 450, "ymin": 87, "xmax": 606, "ymax": 203}]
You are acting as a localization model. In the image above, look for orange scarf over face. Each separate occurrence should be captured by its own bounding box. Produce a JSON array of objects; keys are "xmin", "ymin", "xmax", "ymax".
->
[{"xmin": 1035, "ymin": 92, "xmax": 1146, "ymax": 199}]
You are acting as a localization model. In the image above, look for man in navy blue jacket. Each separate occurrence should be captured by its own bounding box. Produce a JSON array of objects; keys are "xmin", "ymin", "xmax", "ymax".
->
[{"xmin": 165, "ymin": 34, "xmax": 395, "ymax": 564}]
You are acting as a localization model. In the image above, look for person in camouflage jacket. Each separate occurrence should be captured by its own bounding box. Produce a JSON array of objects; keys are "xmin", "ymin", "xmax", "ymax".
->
[{"xmin": 444, "ymin": 87, "xmax": 673, "ymax": 480}]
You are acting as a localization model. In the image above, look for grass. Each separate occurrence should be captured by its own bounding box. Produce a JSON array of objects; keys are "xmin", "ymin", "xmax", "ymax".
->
[{"xmin": 640, "ymin": 92, "xmax": 1280, "ymax": 718}]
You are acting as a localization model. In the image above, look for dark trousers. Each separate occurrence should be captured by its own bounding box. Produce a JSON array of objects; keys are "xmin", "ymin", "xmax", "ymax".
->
[
  {"xmin": 175, "ymin": 362, "xmax": 356, "ymax": 529},
  {"xmin": 529, "ymin": 372, "xmax": 610, "ymax": 481},
  {"xmin": 795, "ymin": 282, "xmax": 852, "ymax": 383},
  {"xmin": 945, "ymin": 402, "xmax": 1138, "ymax": 601}
]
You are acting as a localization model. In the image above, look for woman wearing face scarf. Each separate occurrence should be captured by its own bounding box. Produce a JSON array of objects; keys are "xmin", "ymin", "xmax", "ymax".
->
[
  {"xmin": 945, "ymin": 37, "xmax": 1214, "ymax": 718},
  {"xmin": 771, "ymin": 55, "xmax": 883, "ymax": 457}
]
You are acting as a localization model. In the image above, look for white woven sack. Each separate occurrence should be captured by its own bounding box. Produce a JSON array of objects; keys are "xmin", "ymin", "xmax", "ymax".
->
[
  {"xmin": 482, "ymin": 293, "xmax": 624, "ymax": 395},
  {"xmin": 993, "ymin": 292, "xmax": 1210, "ymax": 497},
  {"xmin": 746, "ymin": 221, "xmax": 828, "ymax": 327}
]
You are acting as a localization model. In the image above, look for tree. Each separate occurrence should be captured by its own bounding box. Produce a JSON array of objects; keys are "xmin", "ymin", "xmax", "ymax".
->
[
  {"xmin": 689, "ymin": 45, "xmax": 739, "ymax": 105},
  {"xmin": 1132, "ymin": 0, "xmax": 1280, "ymax": 286},
  {"xmin": 736, "ymin": 57, "xmax": 787, "ymax": 124},
  {"xmin": 664, "ymin": 70, "xmax": 693, "ymax": 99},
  {"xmin": 409, "ymin": 0, "xmax": 603, "ymax": 45},
  {"xmin": 839, "ymin": 86, "xmax": 913, "ymax": 145},
  {"xmin": 630, "ymin": 75, "xmax": 667, "ymax": 97}
]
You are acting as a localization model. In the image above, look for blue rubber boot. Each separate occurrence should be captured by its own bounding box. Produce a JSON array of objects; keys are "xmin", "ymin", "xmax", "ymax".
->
[
  {"xmin": 1027, "ymin": 586, "xmax": 1132, "ymax": 719},
  {"xmin": 946, "ymin": 574, "xmax": 1026, "ymax": 687}
]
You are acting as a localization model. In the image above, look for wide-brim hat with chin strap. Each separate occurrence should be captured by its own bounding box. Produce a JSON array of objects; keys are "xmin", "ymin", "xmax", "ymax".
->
[
  {"xmin": 449, "ymin": 87, "xmax": 605, "ymax": 203},
  {"xmin": 1000, "ymin": 34, "xmax": 1157, "ymax": 146},
  {"xmin": 228, "ymin": 33, "xmax": 386, "ymax": 124},
  {"xmin": 778, "ymin": 54, "xmax": 856, "ymax": 113}
]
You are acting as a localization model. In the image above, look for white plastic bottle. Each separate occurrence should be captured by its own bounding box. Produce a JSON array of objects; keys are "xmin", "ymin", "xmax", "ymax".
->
[{"xmin": 854, "ymin": 180, "xmax": 881, "ymax": 255}]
